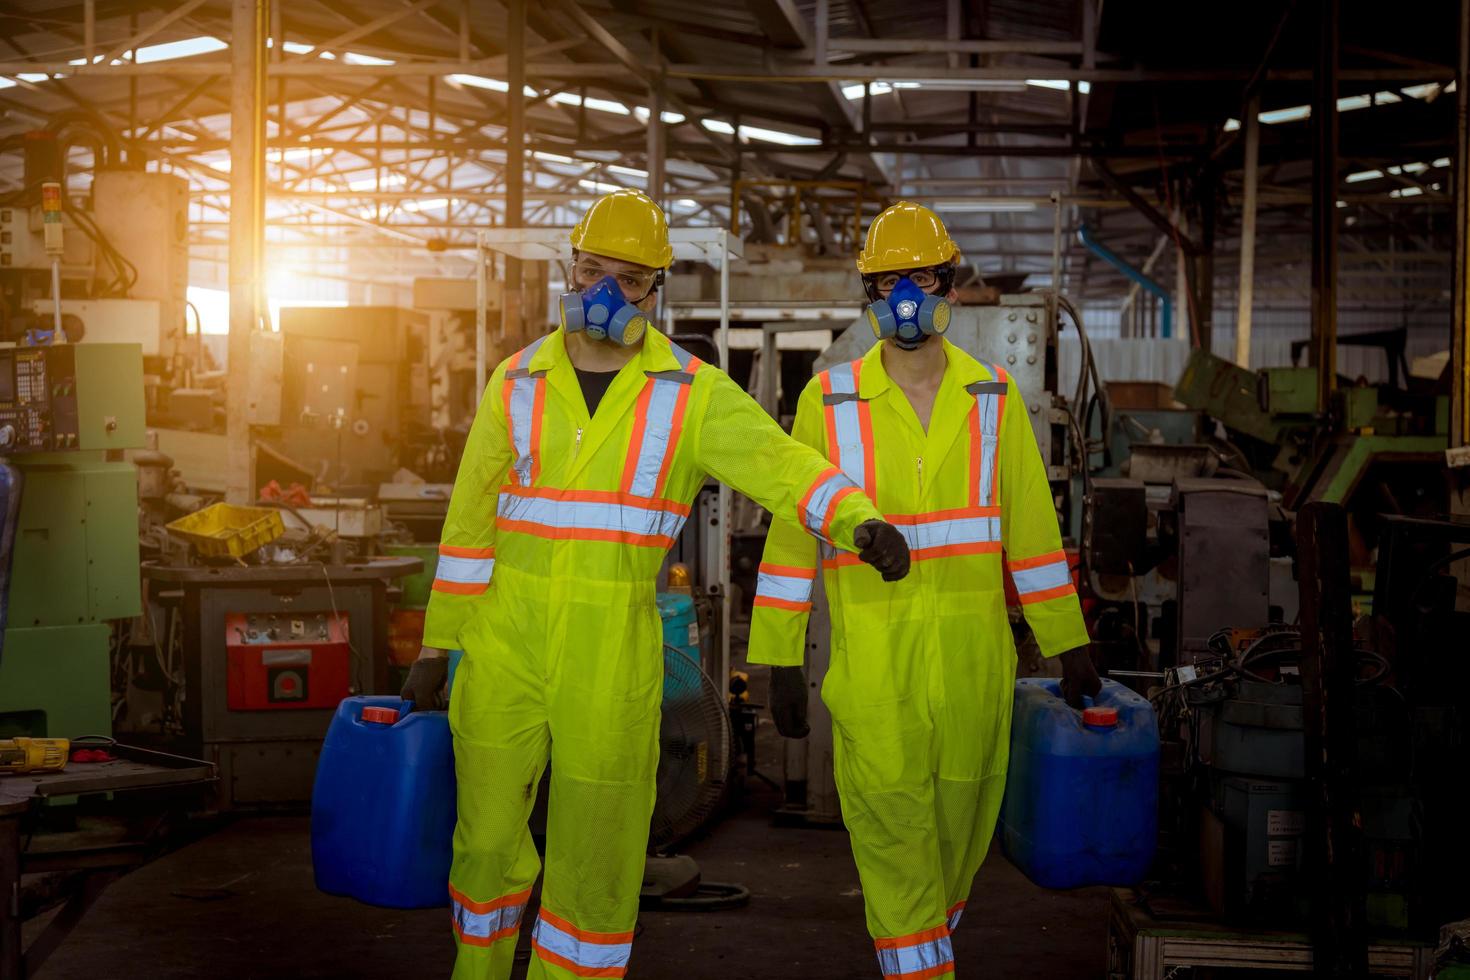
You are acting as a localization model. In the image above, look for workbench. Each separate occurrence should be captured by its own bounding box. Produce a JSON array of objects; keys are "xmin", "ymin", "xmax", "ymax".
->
[
  {"xmin": 1107, "ymin": 888, "xmax": 1434, "ymax": 979},
  {"xmin": 0, "ymin": 745, "xmax": 214, "ymax": 980}
]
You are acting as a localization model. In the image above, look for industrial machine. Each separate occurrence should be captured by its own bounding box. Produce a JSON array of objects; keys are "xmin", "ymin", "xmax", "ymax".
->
[
  {"xmin": 2, "ymin": 133, "xmax": 192, "ymax": 400},
  {"xmin": 1174, "ymin": 348, "xmax": 1448, "ymax": 573},
  {"xmin": 268, "ymin": 306, "xmax": 431, "ymax": 489},
  {"xmin": 137, "ymin": 556, "xmax": 418, "ymax": 810},
  {"xmin": 0, "ymin": 342, "xmax": 146, "ymax": 739}
]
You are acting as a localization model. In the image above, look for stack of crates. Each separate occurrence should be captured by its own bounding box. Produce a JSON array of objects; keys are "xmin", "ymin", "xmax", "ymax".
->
[{"xmin": 382, "ymin": 543, "xmax": 439, "ymax": 691}]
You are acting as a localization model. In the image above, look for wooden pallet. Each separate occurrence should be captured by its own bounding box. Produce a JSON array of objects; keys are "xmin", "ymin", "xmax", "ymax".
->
[{"xmin": 1106, "ymin": 889, "xmax": 1434, "ymax": 979}]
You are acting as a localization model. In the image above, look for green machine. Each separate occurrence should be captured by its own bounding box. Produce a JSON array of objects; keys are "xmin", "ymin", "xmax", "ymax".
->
[
  {"xmin": 1175, "ymin": 349, "xmax": 1448, "ymax": 574},
  {"xmin": 0, "ymin": 343, "xmax": 145, "ymax": 738}
]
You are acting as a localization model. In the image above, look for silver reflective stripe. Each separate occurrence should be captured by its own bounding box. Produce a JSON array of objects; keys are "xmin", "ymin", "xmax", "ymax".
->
[
  {"xmin": 897, "ymin": 514, "xmax": 1001, "ymax": 553},
  {"xmin": 453, "ymin": 896, "xmax": 525, "ymax": 940},
  {"xmin": 507, "ymin": 334, "xmax": 549, "ymax": 485},
  {"xmin": 800, "ymin": 471, "xmax": 856, "ymax": 538},
  {"xmin": 948, "ymin": 905, "xmax": 964, "ymax": 932},
  {"xmin": 626, "ymin": 377, "xmax": 685, "ymax": 497},
  {"xmin": 670, "ymin": 341, "xmax": 697, "ymax": 371},
  {"xmin": 498, "ymin": 493, "xmax": 688, "ymax": 542},
  {"xmin": 824, "ymin": 360, "xmax": 867, "ymax": 490},
  {"xmin": 532, "ymin": 915, "xmax": 632, "ymax": 972},
  {"xmin": 973, "ymin": 370, "xmax": 1003, "ymax": 506},
  {"xmin": 1012, "ymin": 558, "xmax": 1071, "ymax": 595},
  {"xmin": 876, "ymin": 934, "xmax": 954, "ymax": 979},
  {"xmin": 436, "ymin": 554, "xmax": 495, "ymax": 585},
  {"xmin": 755, "ymin": 570, "xmax": 814, "ymax": 605}
]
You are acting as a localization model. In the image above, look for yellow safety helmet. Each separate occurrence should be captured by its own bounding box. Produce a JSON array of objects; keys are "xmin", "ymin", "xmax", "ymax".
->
[
  {"xmin": 856, "ymin": 201, "xmax": 960, "ymax": 274},
  {"xmin": 570, "ymin": 189, "xmax": 674, "ymax": 270}
]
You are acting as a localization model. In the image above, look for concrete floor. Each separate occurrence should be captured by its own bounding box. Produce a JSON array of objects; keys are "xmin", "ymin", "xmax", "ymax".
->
[
  {"xmin": 27, "ymin": 661, "xmax": 1108, "ymax": 978},
  {"xmin": 28, "ymin": 789, "xmax": 1107, "ymax": 979}
]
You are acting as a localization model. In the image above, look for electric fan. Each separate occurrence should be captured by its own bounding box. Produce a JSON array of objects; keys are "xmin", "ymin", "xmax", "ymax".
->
[{"xmin": 642, "ymin": 644, "xmax": 748, "ymax": 910}]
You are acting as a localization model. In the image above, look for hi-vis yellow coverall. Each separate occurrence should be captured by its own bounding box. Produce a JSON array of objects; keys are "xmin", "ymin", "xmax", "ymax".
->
[
  {"xmin": 423, "ymin": 327, "xmax": 883, "ymax": 980},
  {"xmin": 749, "ymin": 339, "xmax": 1089, "ymax": 979}
]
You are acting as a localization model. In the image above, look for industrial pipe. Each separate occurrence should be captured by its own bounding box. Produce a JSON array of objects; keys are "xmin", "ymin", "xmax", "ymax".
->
[{"xmin": 1076, "ymin": 223, "xmax": 1173, "ymax": 339}]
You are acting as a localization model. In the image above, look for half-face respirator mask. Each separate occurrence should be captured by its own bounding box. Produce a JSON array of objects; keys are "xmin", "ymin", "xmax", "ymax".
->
[
  {"xmin": 865, "ymin": 276, "xmax": 951, "ymax": 350},
  {"xmin": 558, "ymin": 275, "xmax": 651, "ymax": 347}
]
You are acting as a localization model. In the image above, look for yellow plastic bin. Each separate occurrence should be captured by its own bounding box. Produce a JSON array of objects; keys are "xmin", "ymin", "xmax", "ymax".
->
[{"xmin": 167, "ymin": 503, "xmax": 286, "ymax": 558}]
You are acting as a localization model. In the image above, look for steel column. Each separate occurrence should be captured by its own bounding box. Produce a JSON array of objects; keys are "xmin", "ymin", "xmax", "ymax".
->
[
  {"xmin": 1455, "ymin": 0, "xmax": 1470, "ymax": 447},
  {"xmin": 1236, "ymin": 93, "xmax": 1260, "ymax": 367},
  {"xmin": 1311, "ymin": 0, "xmax": 1340, "ymax": 414},
  {"xmin": 1296, "ymin": 501, "xmax": 1368, "ymax": 977},
  {"xmin": 504, "ymin": 0, "xmax": 525, "ymax": 346},
  {"xmin": 227, "ymin": 0, "xmax": 269, "ymax": 504}
]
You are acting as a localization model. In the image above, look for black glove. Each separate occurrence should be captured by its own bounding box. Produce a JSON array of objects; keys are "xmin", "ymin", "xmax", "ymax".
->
[
  {"xmin": 400, "ymin": 656, "xmax": 449, "ymax": 712},
  {"xmin": 853, "ymin": 520, "xmax": 910, "ymax": 582},
  {"xmin": 769, "ymin": 666, "xmax": 810, "ymax": 739},
  {"xmin": 1058, "ymin": 646, "xmax": 1101, "ymax": 710}
]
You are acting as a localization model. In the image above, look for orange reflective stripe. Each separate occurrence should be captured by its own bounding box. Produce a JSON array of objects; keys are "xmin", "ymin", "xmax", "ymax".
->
[
  {"xmin": 858, "ymin": 395, "xmax": 877, "ymax": 495},
  {"xmin": 820, "ymin": 370, "xmax": 840, "ymax": 464},
  {"xmin": 887, "ymin": 505, "xmax": 999, "ymax": 525},
  {"xmin": 822, "ymin": 485, "xmax": 859, "ymax": 540},
  {"xmin": 1018, "ymin": 582, "xmax": 1076, "ymax": 605},
  {"xmin": 910, "ymin": 541, "xmax": 1001, "ymax": 562},
  {"xmin": 495, "ymin": 519, "xmax": 676, "ymax": 550},
  {"xmin": 449, "ymin": 884, "xmax": 531, "ymax": 915},
  {"xmin": 432, "ymin": 579, "xmax": 488, "ymax": 596},
  {"xmin": 620, "ymin": 382, "xmax": 655, "ymax": 493},
  {"xmin": 758, "ymin": 562, "xmax": 816, "ymax": 580},
  {"xmin": 537, "ymin": 908, "xmax": 635, "ymax": 945},
  {"xmin": 1008, "ymin": 549, "xmax": 1066, "ymax": 571},
  {"xmin": 438, "ymin": 544, "xmax": 494, "ymax": 559},
  {"xmin": 874, "ymin": 924, "xmax": 950, "ymax": 950},
  {"xmin": 753, "ymin": 596, "xmax": 813, "ymax": 613}
]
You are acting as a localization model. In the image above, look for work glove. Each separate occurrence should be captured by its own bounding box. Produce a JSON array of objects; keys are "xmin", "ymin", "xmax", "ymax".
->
[
  {"xmin": 1058, "ymin": 646, "xmax": 1102, "ymax": 710},
  {"xmin": 853, "ymin": 520, "xmax": 910, "ymax": 582},
  {"xmin": 400, "ymin": 653, "xmax": 449, "ymax": 712},
  {"xmin": 769, "ymin": 665, "xmax": 810, "ymax": 739}
]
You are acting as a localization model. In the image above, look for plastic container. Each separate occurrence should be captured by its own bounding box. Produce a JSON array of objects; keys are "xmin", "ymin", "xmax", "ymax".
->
[
  {"xmin": 658, "ymin": 593, "xmax": 699, "ymax": 663},
  {"xmin": 311, "ymin": 696, "xmax": 456, "ymax": 909},
  {"xmin": 658, "ymin": 593, "xmax": 701, "ymax": 700},
  {"xmin": 1000, "ymin": 677, "xmax": 1159, "ymax": 890},
  {"xmin": 382, "ymin": 543, "xmax": 439, "ymax": 607},
  {"xmin": 166, "ymin": 503, "xmax": 285, "ymax": 558}
]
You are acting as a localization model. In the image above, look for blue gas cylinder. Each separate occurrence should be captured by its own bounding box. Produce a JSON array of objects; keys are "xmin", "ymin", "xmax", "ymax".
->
[
  {"xmin": 657, "ymin": 593, "xmax": 700, "ymax": 698},
  {"xmin": 1000, "ymin": 677, "xmax": 1159, "ymax": 890},
  {"xmin": 311, "ymin": 696, "xmax": 456, "ymax": 909}
]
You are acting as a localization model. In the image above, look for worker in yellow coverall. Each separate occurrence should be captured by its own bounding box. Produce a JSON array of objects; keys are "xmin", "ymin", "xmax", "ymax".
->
[
  {"xmin": 749, "ymin": 202, "xmax": 1099, "ymax": 979},
  {"xmin": 400, "ymin": 189, "xmax": 910, "ymax": 980}
]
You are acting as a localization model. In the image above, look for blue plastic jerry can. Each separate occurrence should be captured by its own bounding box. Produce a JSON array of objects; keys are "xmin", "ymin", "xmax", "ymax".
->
[
  {"xmin": 999, "ymin": 677, "xmax": 1160, "ymax": 890},
  {"xmin": 657, "ymin": 593, "xmax": 701, "ymax": 701},
  {"xmin": 311, "ymin": 696, "xmax": 456, "ymax": 909}
]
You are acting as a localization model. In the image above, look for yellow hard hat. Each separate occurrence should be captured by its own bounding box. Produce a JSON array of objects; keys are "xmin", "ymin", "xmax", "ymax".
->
[
  {"xmin": 856, "ymin": 201, "xmax": 960, "ymax": 274},
  {"xmin": 570, "ymin": 189, "xmax": 674, "ymax": 270}
]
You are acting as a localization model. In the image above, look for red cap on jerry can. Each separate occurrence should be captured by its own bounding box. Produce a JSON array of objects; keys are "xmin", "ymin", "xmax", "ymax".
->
[
  {"xmin": 361, "ymin": 706, "xmax": 399, "ymax": 725},
  {"xmin": 1082, "ymin": 706, "xmax": 1118, "ymax": 729}
]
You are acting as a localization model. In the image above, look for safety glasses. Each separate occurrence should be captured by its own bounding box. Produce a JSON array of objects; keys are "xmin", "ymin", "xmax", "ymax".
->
[
  {"xmin": 571, "ymin": 259, "xmax": 659, "ymax": 299},
  {"xmin": 870, "ymin": 268, "xmax": 941, "ymax": 294}
]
